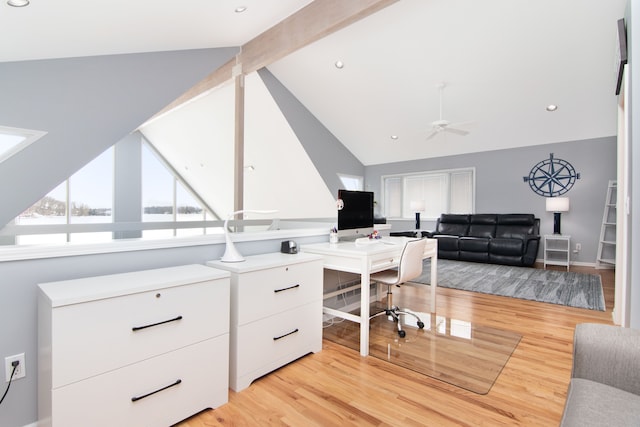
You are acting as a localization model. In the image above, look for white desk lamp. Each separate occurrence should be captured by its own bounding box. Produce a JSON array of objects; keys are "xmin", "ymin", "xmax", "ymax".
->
[
  {"xmin": 545, "ymin": 197, "xmax": 569, "ymax": 234},
  {"xmin": 221, "ymin": 210, "xmax": 278, "ymax": 262}
]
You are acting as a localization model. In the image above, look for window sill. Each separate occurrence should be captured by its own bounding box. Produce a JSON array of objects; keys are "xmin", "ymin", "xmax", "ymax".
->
[{"xmin": 0, "ymin": 227, "xmax": 329, "ymax": 262}]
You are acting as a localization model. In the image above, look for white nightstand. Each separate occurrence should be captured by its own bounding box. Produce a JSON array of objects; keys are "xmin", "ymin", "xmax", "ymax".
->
[{"xmin": 544, "ymin": 234, "xmax": 571, "ymax": 271}]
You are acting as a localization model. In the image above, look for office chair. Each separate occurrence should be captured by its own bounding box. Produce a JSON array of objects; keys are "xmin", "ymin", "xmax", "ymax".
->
[{"xmin": 370, "ymin": 238, "xmax": 427, "ymax": 338}]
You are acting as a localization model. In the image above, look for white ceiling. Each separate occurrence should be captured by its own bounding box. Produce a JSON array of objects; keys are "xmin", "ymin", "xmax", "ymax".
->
[
  {"xmin": 268, "ymin": 0, "xmax": 628, "ymax": 165},
  {"xmin": 0, "ymin": 0, "xmax": 313, "ymax": 62},
  {"xmin": 1, "ymin": 0, "xmax": 628, "ymax": 166}
]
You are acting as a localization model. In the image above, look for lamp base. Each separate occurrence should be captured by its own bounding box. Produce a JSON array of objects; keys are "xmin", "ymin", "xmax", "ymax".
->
[
  {"xmin": 553, "ymin": 212, "xmax": 562, "ymax": 235},
  {"xmin": 415, "ymin": 212, "xmax": 421, "ymax": 230}
]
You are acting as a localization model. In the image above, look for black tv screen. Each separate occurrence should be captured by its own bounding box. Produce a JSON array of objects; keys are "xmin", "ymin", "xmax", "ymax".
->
[{"xmin": 337, "ymin": 189, "xmax": 374, "ymax": 232}]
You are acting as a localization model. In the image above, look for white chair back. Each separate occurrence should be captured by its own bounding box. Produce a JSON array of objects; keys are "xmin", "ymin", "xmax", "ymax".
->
[{"xmin": 396, "ymin": 238, "xmax": 428, "ymax": 284}]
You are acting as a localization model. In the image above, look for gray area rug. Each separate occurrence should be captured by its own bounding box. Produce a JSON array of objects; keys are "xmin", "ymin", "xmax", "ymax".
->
[{"xmin": 412, "ymin": 259, "xmax": 605, "ymax": 311}]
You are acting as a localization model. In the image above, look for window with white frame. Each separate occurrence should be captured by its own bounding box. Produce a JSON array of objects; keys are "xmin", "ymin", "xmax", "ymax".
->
[
  {"xmin": 16, "ymin": 147, "xmax": 114, "ymax": 245},
  {"xmin": 0, "ymin": 126, "xmax": 47, "ymax": 164},
  {"xmin": 337, "ymin": 173, "xmax": 364, "ymax": 191},
  {"xmin": 382, "ymin": 168, "xmax": 475, "ymax": 220}
]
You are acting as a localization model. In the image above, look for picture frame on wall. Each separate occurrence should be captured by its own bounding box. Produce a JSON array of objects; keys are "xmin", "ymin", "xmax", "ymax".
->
[{"xmin": 616, "ymin": 18, "xmax": 627, "ymax": 96}]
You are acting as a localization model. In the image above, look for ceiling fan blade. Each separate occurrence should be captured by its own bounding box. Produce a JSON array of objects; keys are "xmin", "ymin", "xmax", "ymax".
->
[
  {"xmin": 444, "ymin": 127, "xmax": 470, "ymax": 136},
  {"xmin": 425, "ymin": 130, "xmax": 439, "ymax": 141}
]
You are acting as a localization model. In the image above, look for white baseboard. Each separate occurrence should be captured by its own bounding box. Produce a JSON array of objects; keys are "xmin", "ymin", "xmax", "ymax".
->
[
  {"xmin": 535, "ymin": 258, "xmax": 598, "ymax": 268},
  {"xmin": 23, "ymin": 423, "xmax": 38, "ymax": 427}
]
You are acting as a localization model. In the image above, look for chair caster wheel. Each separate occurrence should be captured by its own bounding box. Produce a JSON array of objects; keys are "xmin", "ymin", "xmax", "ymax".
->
[
  {"xmin": 417, "ymin": 321, "xmax": 425, "ymax": 329},
  {"xmin": 398, "ymin": 330, "xmax": 406, "ymax": 338}
]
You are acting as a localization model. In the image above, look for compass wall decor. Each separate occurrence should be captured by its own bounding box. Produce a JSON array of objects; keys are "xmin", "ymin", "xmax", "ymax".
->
[{"xmin": 523, "ymin": 153, "xmax": 580, "ymax": 197}]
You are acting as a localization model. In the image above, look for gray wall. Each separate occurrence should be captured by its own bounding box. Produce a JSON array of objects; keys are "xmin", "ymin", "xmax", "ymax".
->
[
  {"xmin": 113, "ymin": 133, "xmax": 143, "ymax": 239},
  {"xmin": 364, "ymin": 137, "xmax": 617, "ymax": 265},
  {"xmin": 0, "ymin": 47, "xmax": 238, "ymax": 228},
  {"xmin": 0, "ymin": 234, "xmax": 325, "ymax": 427}
]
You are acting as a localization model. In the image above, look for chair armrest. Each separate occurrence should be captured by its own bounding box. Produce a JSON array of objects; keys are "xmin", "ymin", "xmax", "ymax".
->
[
  {"xmin": 390, "ymin": 231, "xmax": 419, "ymax": 238},
  {"xmin": 421, "ymin": 231, "xmax": 436, "ymax": 238},
  {"xmin": 572, "ymin": 323, "xmax": 640, "ymax": 395}
]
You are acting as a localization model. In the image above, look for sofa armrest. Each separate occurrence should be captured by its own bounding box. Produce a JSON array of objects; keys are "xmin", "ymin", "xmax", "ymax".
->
[{"xmin": 572, "ymin": 323, "xmax": 640, "ymax": 395}]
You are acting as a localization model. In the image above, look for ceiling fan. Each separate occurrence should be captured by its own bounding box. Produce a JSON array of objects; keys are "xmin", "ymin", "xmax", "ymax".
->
[{"xmin": 425, "ymin": 83, "xmax": 472, "ymax": 141}]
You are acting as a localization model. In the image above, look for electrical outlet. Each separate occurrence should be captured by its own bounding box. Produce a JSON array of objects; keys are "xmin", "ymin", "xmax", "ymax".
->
[
  {"xmin": 5, "ymin": 353, "xmax": 26, "ymax": 382},
  {"xmin": 576, "ymin": 243, "xmax": 582, "ymax": 251}
]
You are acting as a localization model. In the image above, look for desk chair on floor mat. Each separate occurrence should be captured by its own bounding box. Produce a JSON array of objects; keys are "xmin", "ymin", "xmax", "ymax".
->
[{"xmin": 370, "ymin": 238, "xmax": 427, "ymax": 338}]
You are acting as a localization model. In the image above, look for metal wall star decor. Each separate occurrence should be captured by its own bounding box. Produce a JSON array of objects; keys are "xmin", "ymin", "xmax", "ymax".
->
[{"xmin": 523, "ymin": 153, "xmax": 580, "ymax": 197}]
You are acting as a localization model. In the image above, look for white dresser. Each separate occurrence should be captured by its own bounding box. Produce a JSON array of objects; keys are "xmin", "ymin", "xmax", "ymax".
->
[
  {"xmin": 207, "ymin": 252, "xmax": 323, "ymax": 391},
  {"xmin": 37, "ymin": 264, "xmax": 231, "ymax": 427}
]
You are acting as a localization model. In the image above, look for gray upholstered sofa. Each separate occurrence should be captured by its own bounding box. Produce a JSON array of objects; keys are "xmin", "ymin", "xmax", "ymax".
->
[{"xmin": 560, "ymin": 323, "xmax": 640, "ymax": 426}]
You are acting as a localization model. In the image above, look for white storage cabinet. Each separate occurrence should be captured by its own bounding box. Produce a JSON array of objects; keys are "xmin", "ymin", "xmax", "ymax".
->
[
  {"xmin": 38, "ymin": 264, "xmax": 231, "ymax": 427},
  {"xmin": 207, "ymin": 252, "xmax": 323, "ymax": 391}
]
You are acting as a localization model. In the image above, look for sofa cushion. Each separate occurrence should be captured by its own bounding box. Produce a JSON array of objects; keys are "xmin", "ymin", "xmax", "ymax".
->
[
  {"xmin": 560, "ymin": 378, "xmax": 640, "ymax": 426},
  {"xmin": 460, "ymin": 251, "xmax": 489, "ymax": 262},
  {"xmin": 436, "ymin": 214, "xmax": 470, "ymax": 236},
  {"xmin": 497, "ymin": 214, "xmax": 535, "ymax": 226},
  {"xmin": 435, "ymin": 235, "xmax": 459, "ymax": 251},
  {"xmin": 459, "ymin": 237, "xmax": 489, "ymax": 252},
  {"xmin": 468, "ymin": 214, "xmax": 497, "ymax": 238},
  {"xmin": 489, "ymin": 238, "xmax": 523, "ymax": 255},
  {"xmin": 488, "ymin": 253, "xmax": 522, "ymax": 265},
  {"xmin": 495, "ymin": 214, "xmax": 537, "ymax": 239}
]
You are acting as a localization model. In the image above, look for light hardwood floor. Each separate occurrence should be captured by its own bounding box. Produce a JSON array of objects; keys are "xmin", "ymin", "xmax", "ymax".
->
[{"xmin": 178, "ymin": 264, "xmax": 615, "ymax": 427}]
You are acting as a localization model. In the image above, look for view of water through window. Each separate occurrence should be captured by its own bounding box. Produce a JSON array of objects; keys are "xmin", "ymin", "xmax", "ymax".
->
[{"xmin": 11, "ymin": 142, "xmax": 217, "ymax": 245}]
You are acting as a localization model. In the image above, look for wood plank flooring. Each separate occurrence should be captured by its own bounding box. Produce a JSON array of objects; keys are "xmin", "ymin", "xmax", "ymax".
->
[{"xmin": 178, "ymin": 264, "xmax": 615, "ymax": 427}]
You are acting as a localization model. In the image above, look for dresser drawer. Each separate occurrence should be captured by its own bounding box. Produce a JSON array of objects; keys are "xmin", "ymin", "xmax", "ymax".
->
[
  {"xmin": 231, "ymin": 300, "xmax": 322, "ymax": 391},
  {"xmin": 49, "ymin": 278, "xmax": 229, "ymax": 388},
  {"xmin": 47, "ymin": 336, "xmax": 228, "ymax": 427},
  {"xmin": 234, "ymin": 260, "xmax": 322, "ymax": 325}
]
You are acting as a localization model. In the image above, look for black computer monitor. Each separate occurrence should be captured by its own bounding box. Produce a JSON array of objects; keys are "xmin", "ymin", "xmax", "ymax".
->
[{"xmin": 337, "ymin": 189, "xmax": 374, "ymax": 238}]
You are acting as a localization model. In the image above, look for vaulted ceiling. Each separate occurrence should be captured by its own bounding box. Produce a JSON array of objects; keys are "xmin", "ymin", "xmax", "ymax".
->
[{"xmin": 1, "ymin": 0, "xmax": 627, "ymax": 166}]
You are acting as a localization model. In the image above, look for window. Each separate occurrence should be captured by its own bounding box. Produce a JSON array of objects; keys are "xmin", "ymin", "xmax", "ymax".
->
[
  {"xmin": 16, "ymin": 147, "xmax": 114, "ymax": 244},
  {"xmin": 8, "ymin": 140, "xmax": 216, "ymax": 245},
  {"xmin": 337, "ymin": 173, "xmax": 363, "ymax": 191},
  {"xmin": 0, "ymin": 126, "xmax": 47, "ymax": 163},
  {"xmin": 382, "ymin": 168, "xmax": 474, "ymax": 220},
  {"xmin": 142, "ymin": 142, "xmax": 212, "ymax": 238}
]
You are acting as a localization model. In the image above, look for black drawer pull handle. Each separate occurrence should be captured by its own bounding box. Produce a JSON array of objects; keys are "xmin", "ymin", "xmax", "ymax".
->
[
  {"xmin": 131, "ymin": 379, "xmax": 182, "ymax": 402},
  {"xmin": 274, "ymin": 284, "xmax": 300, "ymax": 293},
  {"xmin": 273, "ymin": 328, "xmax": 299, "ymax": 341},
  {"xmin": 132, "ymin": 315, "xmax": 183, "ymax": 332}
]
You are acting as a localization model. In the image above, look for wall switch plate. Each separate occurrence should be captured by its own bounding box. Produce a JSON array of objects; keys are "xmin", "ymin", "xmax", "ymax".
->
[{"xmin": 4, "ymin": 353, "xmax": 26, "ymax": 382}]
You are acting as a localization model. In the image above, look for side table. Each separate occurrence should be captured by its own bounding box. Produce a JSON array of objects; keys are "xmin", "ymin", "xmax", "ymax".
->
[{"xmin": 543, "ymin": 234, "xmax": 571, "ymax": 271}]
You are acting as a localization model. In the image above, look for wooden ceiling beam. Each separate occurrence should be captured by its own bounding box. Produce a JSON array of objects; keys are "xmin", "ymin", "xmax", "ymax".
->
[{"xmin": 150, "ymin": 0, "xmax": 398, "ymax": 121}]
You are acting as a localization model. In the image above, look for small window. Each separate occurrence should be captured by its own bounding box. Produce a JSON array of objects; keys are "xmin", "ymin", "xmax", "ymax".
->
[
  {"xmin": 0, "ymin": 126, "xmax": 47, "ymax": 163},
  {"xmin": 337, "ymin": 173, "xmax": 363, "ymax": 191}
]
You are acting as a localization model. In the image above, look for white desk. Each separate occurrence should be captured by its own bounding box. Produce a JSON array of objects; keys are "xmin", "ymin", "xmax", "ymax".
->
[{"xmin": 301, "ymin": 236, "xmax": 437, "ymax": 356}]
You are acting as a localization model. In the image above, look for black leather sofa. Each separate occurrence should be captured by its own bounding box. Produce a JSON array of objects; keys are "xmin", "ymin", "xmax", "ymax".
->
[{"xmin": 422, "ymin": 213, "xmax": 541, "ymax": 266}]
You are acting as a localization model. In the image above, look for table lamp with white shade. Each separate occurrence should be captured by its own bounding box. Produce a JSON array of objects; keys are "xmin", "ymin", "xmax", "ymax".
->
[
  {"xmin": 545, "ymin": 197, "xmax": 569, "ymax": 234},
  {"xmin": 221, "ymin": 210, "xmax": 278, "ymax": 262}
]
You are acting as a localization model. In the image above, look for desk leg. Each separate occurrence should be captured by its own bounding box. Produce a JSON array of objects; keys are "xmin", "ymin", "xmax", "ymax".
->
[
  {"xmin": 360, "ymin": 258, "xmax": 370, "ymax": 357},
  {"xmin": 430, "ymin": 255, "xmax": 437, "ymax": 313}
]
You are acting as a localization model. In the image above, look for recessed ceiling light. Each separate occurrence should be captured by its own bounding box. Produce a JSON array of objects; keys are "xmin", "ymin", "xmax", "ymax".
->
[
  {"xmin": 390, "ymin": 135, "xmax": 399, "ymax": 140},
  {"xmin": 546, "ymin": 104, "xmax": 558, "ymax": 112},
  {"xmin": 7, "ymin": 0, "xmax": 29, "ymax": 7},
  {"xmin": 235, "ymin": 6, "xmax": 247, "ymax": 13},
  {"xmin": 334, "ymin": 60, "xmax": 344, "ymax": 69}
]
